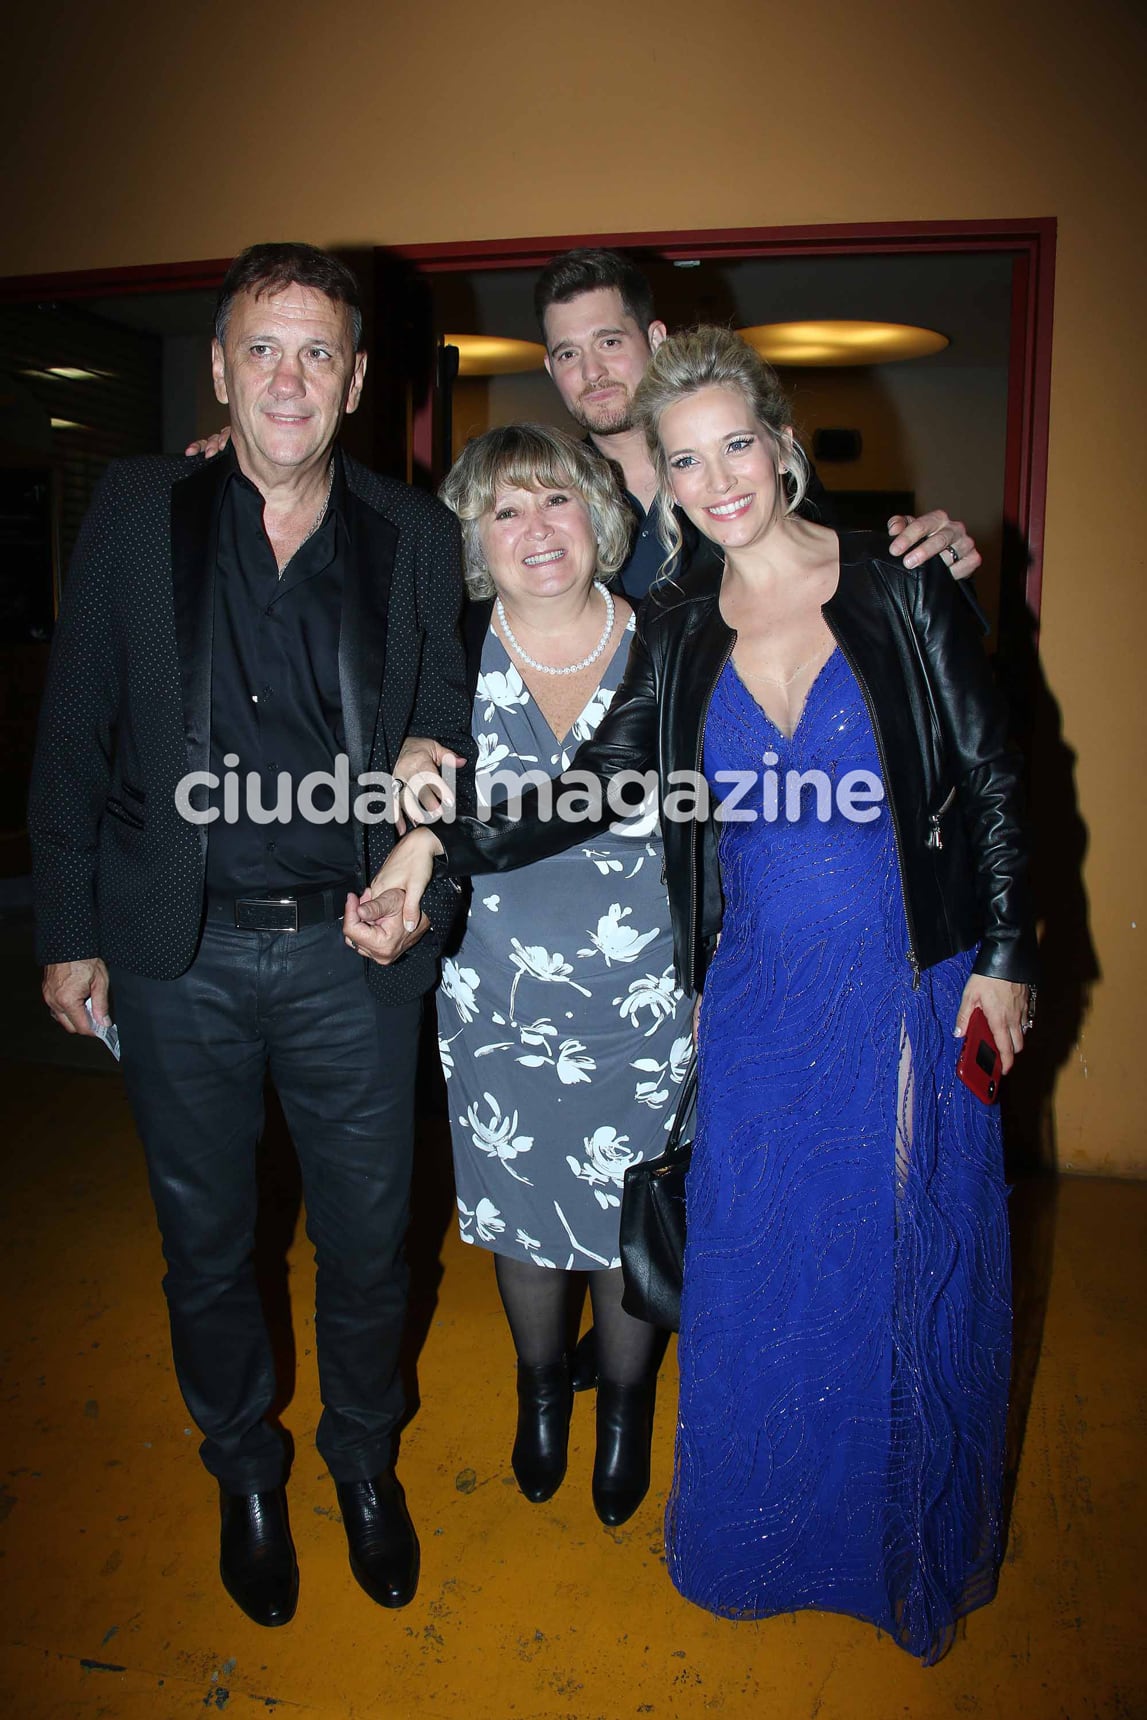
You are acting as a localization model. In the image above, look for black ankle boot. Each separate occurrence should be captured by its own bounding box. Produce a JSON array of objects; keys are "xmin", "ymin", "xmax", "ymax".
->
[
  {"xmin": 592, "ymin": 1379, "xmax": 655, "ymax": 1526},
  {"xmin": 218, "ymin": 1486, "xmax": 299, "ymax": 1626},
  {"xmin": 512, "ymin": 1357, "xmax": 573, "ymax": 1502}
]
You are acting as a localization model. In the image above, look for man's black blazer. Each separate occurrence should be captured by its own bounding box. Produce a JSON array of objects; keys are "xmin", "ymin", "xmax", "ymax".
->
[{"xmin": 29, "ymin": 450, "xmax": 476, "ymax": 1005}]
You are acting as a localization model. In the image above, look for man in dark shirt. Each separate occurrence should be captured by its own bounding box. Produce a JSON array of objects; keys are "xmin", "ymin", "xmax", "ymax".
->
[
  {"xmin": 533, "ymin": 248, "xmax": 984, "ymax": 599},
  {"xmin": 31, "ymin": 244, "xmax": 474, "ymax": 1627}
]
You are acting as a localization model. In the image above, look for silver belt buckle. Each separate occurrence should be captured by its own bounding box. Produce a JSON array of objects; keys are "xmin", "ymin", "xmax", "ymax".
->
[{"xmin": 235, "ymin": 895, "xmax": 299, "ymax": 932}]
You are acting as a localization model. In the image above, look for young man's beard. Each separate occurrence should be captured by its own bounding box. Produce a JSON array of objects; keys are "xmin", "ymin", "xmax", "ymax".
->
[{"xmin": 569, "ymin": 391, "xmax": 634, "ymax": 437}]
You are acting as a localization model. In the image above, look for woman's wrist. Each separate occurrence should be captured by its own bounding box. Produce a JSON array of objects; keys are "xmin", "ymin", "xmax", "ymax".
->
[{"xmin": 408, "ymin": 825, "xmax": 445, "ymax": 860}]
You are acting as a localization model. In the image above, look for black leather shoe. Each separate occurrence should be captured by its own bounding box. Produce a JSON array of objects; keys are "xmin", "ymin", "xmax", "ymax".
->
[
  {"xmin": 592, "ymin": 1379, "xmax": 655, "ymax": 1526},
  {"xmin": 336, "ymin": 1472, "xmax": 420, "ymax": 1609},
  {"xmin": 570, "ymin": 1326, "xmax": 599, "ymax": 1393},
  {"xmin": 218, "ymin": 1486, "xmax": 298, "ymax": 1627},
  {"xmin": 512, "ymin": 1358, "xmax": 573, "ymax": 1502}
]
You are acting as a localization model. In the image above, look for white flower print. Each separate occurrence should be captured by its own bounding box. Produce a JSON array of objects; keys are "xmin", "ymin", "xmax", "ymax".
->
[
  {"xmin": 458, "ymin": 1194, "xmax": 507, "ymax": 1243},
  {"xmin": 517, "ymin": 1016, "xmax": 558, "ymax": 1048},
  {"xmin": 669, "ymin": 1033, "xmax": 693, "ymax": 1084},
  {"xmin": 615, "ymin": 965, "xmax": 681, "ymax": 1036},
  {"xmin": 508, "ymin": 940, "xmax": 592, "ymax": 1018},
  {"xmin": 570, "ymin": 686, "xmax": 614, "ymax": 741},
  {"xmin": 631, "ymin": 1057, "xmax": 671, "ymax": 1109},
  {"xmin": 460, "ymin": 1093, "xmax": 534, "ymax": 1184},
  {"xmin": 566, "ymin": 1125, "xmax": 642, "ymax": 1209},
  {"xmin": 578, "ymin": 904, "xmax": 661, "ymax": 967},
  {"xmin": 515, "ymin": 1226, "xmax": 557, "ymax": 1268},
  {"xmin": 582, "ymin": 848, "xmax": 625, "ymax": 876},
  {"xmin": 441, "ymin": 959, "xmax": 481, "ymax": 1024},
  {"xmin": 477, "ymin": 665, "xmax": 530, "ymax": 720},
  {"xmin": 482, "ymin": 894, "xmax": 501, "ymax": 913},
  {"xmin": 474, "ymin": 1197, "xmax": 505, "ymax": 1242},
  {"xmin": 554, "ymin": 1039, "xmax": 595, "ymax": 1085},
  {"xmin": 475, "ymin": 731, "xmax": 512, "ymax": 775},
  {"xmin": 553, "ymin": 1201, "xmax": 611, "ymax": 1266},
  {"xmin": 438, "ymin": 1032, "xmax": 459, "ymax": 1082}
]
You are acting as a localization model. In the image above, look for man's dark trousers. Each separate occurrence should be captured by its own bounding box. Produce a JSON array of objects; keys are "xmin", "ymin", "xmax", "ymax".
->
[{"xmin": 111, "ymin": 914, "xmax": 421, "ymax": 1494}]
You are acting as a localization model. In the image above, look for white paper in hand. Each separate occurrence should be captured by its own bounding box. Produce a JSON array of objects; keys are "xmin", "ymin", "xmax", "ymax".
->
[{"xmin": 84, "ymin": 999, "xmax": 121, "ymax": 1061}]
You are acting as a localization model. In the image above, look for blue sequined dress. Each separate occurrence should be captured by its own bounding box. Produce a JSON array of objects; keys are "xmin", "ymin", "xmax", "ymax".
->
[{"xmin": 667, "ymin": 648, "xmax": 1011, "ymax": 1664}]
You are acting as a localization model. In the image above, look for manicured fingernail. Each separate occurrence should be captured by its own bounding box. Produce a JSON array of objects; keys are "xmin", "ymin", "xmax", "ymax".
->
[{"xmin": 404, "ymin": 919, "xmax": 417, "ymax": 931}]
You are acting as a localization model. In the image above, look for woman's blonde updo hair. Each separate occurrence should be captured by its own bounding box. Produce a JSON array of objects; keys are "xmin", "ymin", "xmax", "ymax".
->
[
  {"xmin": 632, "ymin": 325, "xmax": 810, "ymax": 572},
  {"xmin": 439, "ymin": 423, "xmax": 633, "ymax": 600}
]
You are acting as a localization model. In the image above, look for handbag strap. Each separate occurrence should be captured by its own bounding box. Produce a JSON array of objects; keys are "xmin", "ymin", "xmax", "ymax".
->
[{"xmin": 663, "ymin": 1053, "xmax": 698, "ymax": 1162}]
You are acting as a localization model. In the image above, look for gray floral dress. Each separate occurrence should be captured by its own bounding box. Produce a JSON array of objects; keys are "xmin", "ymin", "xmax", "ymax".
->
[{"xmin": 438, "ymin": 615, "xmax": 692, "ymax": 1268}]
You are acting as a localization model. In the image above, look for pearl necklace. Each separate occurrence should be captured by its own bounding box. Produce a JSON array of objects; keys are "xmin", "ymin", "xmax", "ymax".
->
[{"xmin": 495, "ymin": 580, "xmax": 615, "ymax": 676}]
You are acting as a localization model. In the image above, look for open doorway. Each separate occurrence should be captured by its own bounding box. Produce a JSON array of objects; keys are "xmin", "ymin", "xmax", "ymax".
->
[
  {"xmin": 386, "ymin": 219, "xmax": 1053, "ymax": 642},
  {"xmin": 423, "ymin": 249, "xmax": 1016, "ymax": 635}
]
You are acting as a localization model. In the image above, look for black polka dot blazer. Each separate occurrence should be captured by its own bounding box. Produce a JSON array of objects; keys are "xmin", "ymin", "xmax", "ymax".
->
[{"xmin": 28, "ymin": 450, "xmax": 476, "ymax": 1004}]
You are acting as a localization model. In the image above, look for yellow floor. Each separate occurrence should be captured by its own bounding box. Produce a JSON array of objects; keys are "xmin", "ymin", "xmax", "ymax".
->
[{"xmin": 0, "ymin": 1062, "xmax": 1143, "ymax": 1720}]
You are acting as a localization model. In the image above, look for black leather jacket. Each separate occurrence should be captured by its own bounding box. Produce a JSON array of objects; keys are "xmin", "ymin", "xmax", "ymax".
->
[{"xmin": 439, "ymin": 533, "xmax": 1037, "ymax": 994}]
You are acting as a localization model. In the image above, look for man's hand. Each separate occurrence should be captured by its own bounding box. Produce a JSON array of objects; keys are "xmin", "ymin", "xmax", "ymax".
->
[
  {"xmin": 888, "ymin": 510, "xmax": 981, "ymax": 580},
  {"xmin": 43, "ymin": 958, "xmax": 110, "ymax": 1036},
  {"xmin": 184, "ymin": 426, "xmax": 232, "ymax": 459},
  {"xmin": 391, "ymin": 736, "xmax": 468, "ymax": 833},
  {"xmin": 341, "ymin": 828, "xmax": 444, "ymax": 965}
]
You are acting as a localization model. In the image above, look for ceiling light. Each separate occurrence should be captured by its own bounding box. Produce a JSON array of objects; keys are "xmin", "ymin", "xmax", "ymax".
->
[
  {"xmin": 444, "ymin": 335, "xmax": 546, "ymax": 377},
  {"xmin": 23, "ymin": 366, "xmax": 112, "ymax": 381},
  {"xmin": 50, "ymin": 418, "xmax": 90, "ymax": 430},
  {"xmin": 739, "ymin": 321, "xmax": 949, "ymax": 367}
]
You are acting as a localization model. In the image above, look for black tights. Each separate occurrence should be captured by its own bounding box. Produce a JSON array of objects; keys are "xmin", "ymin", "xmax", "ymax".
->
[{"xmin": 493, "ymin": 1256, "xmax": 657, "ymax": 1386}]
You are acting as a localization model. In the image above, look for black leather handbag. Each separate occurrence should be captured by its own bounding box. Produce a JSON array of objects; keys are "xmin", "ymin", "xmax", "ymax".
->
[{"xmin": 619, "ymin": 1055, "xmax": 698, "ymax": 1331}]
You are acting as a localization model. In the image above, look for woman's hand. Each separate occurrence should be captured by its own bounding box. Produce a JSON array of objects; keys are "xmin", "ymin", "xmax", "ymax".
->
[
  {"xmin": 954, "ymin": 974, "xmax": 1031, "ymax": 1074},
  {"xmin": 391, "ymin": 736, "xmax": 467, "ymax": 833},
  {"xmin": 341, "ymin": 827, "xmax": 444, "ymax": 964},
  {"xmin": 184, "ymin": 426, "xmax": 232, "ymax": 459}
]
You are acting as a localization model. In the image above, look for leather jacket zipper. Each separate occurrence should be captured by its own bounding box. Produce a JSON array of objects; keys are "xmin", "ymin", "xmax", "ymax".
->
[
  {"xmin": 687, "ymin": 625, "xmax": 736, "ymax": 987},
  {"xmin": 823, "ymin": 613, "xmax": 923, "ymax": 989},
  {"xmin": 926, "ymin": 785, "xmax": 956, "ymax": 850}
]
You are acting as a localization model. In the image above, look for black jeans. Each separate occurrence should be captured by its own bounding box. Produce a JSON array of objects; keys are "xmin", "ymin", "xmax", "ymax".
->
[{"xmin": 111, "ymin": 918, "xmax": 421, "ymax": 1494}]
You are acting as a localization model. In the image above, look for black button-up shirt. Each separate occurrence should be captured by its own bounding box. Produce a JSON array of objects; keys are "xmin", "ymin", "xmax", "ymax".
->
[{"xmin": 205, "ymin": 448, "xmax": 361, "ymax": 895}]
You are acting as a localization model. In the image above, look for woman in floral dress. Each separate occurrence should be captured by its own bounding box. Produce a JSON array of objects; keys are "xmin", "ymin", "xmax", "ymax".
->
[{"xmin": 435, "ymin": 426, "xmax": 691, "ymax": 1525}]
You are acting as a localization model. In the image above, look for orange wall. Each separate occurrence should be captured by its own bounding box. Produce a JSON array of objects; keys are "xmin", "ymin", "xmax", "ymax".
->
[{"xmin": 5, "ymin": 0, "xmax": 1145, "ymax": 1172}]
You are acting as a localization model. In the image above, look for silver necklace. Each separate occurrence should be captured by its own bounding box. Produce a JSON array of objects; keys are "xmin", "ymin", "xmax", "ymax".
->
[
  {"xmin": 756, "ymin": 647, "xmax": 825, "ymax": 688},
  {"xmin": 279, "ymin": 461, "xmax": 334, "ymax": 577},
  {"xmin": 495, "ymin": 580, "xmax": 615, "ymax": 676}
]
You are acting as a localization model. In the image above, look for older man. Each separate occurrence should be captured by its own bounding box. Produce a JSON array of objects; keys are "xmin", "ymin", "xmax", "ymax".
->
[{"xmin": 30, "ymin": 243, "xmax": 474, "ymax": 1625}]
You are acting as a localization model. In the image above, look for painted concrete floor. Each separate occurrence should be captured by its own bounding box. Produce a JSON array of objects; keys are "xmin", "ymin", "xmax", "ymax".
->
[{"xmin": 0, "ymin": 1060, "xmax": 1143, "ymax": 1720}]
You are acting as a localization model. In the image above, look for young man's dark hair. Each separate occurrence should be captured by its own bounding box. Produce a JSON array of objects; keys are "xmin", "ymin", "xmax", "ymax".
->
[
  {"xmin": 215, "ymin": 241, "xmax": 364, "ymax": 350},
  {"xmin": 533, "ymin": 248, "xmax": 657, "ymax": 338}
]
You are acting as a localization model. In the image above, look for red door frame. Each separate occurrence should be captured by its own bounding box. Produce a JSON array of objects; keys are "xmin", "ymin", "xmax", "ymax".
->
[
  {"xmin": 0, "ymin": 218, "xmax": 1055, "ymax": 625},
  {"xmin": 390, "ymin": 218, "xmax": 1055, "ymax": 629}
]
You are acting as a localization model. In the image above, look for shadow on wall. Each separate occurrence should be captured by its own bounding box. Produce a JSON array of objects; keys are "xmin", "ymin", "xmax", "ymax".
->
[{"xmin": 993, "ymin": 523, "xmax": 1097, "ymax": 1555}]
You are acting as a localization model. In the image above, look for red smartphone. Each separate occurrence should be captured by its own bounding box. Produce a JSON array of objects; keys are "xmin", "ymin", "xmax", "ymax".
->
[{"xmin": 957, "ymin": 1007, "xmax": 1002, "ymax": 1104}]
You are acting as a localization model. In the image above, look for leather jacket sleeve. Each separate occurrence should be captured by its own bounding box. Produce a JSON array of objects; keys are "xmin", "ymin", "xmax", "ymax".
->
[
  {"xmin": 436, "ymin": 614, "xmax": 660, "ymax": 877},
  {"xmin": 908, "ymin": 558, "xmax": 1037, "ymax": 982}
]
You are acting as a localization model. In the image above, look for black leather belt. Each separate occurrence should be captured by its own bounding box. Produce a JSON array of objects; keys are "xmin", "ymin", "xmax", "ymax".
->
[{"xmin": 205, "ymin": 882, "xmax": 356, "ymax": 932}]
